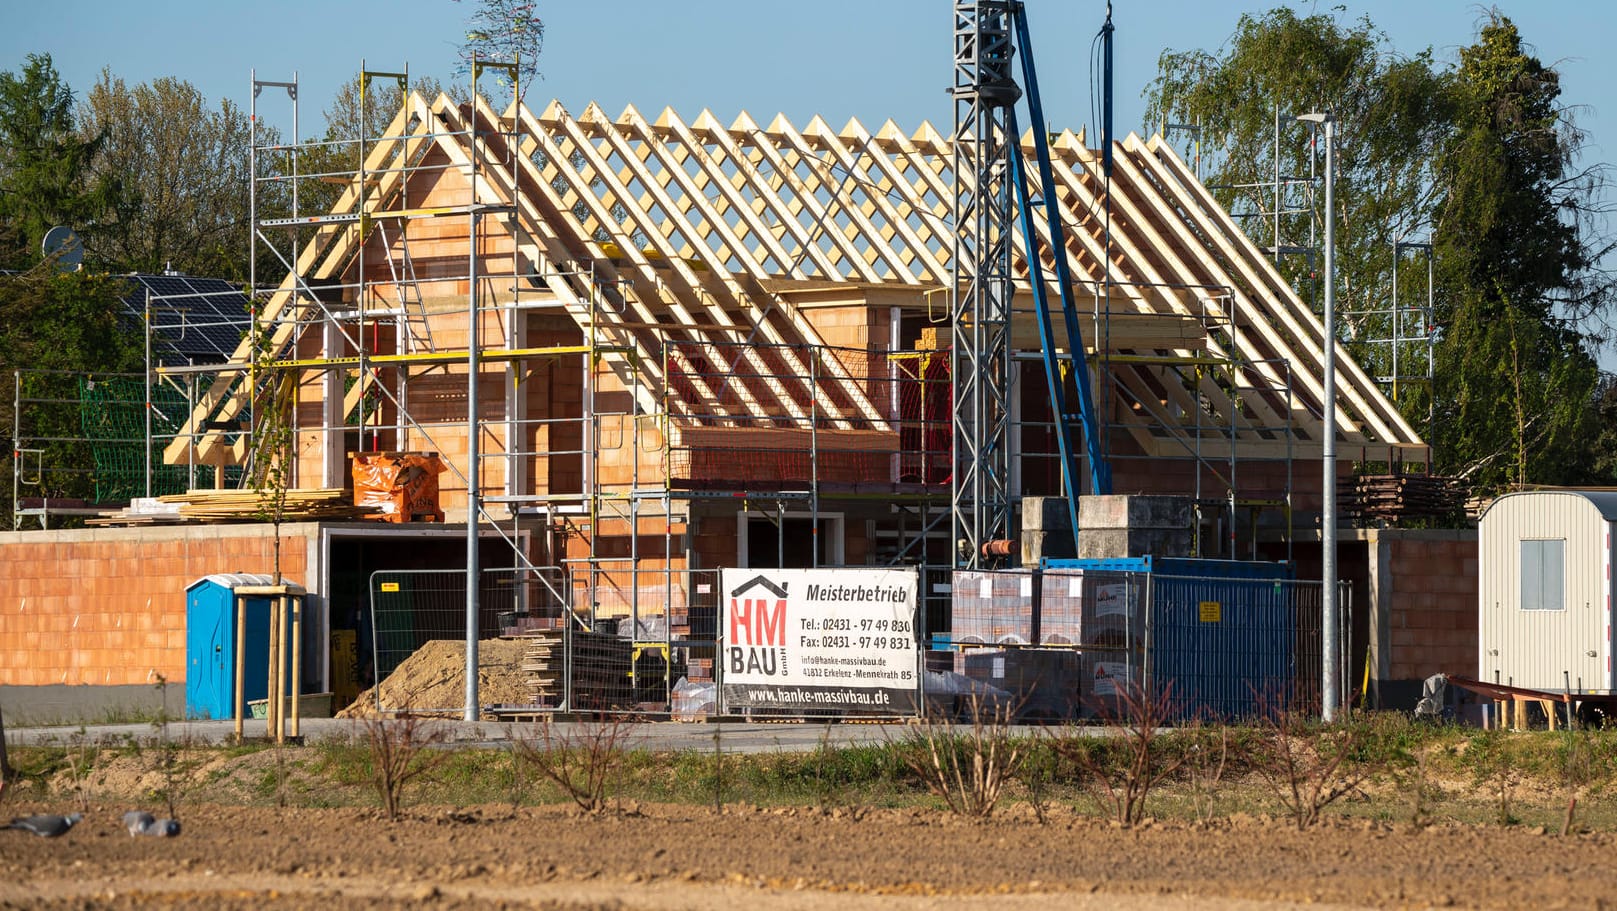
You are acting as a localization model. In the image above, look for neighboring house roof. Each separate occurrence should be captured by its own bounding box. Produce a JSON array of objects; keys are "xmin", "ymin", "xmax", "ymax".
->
[
  {"xmin": 168, "ymin": 93, "xmax": 1426, "ymax": 467},
  {"xmin": 117, "ymin": 273, "xmax": 249, "ymax": 367}
]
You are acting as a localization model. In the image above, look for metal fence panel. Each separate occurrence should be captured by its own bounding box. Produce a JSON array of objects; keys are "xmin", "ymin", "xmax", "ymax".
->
[
  {"xmin": 563, "ymin": 562, "xmax": 689, "ymax": 715},
  {"xmin": 946, "ymin": 568, "xmax": 1141, "ymax": 722},
  {"xmin": 366, "ymin": 565, "xmax": 1348, "ymax": 722},
  {"xmin": 941, "ymin": 567, "xmax": 1347, "ymax": 723},
  {"xmin": 1143, "ymin": 574, "xmax": 1344, "ymax": 720},
  {"xmin": 368, "ymin": 566, "xmax": 568, "ymax": 715},
  {"xmin": 672, "ymin": 569, "xmax": 720, "ymax": 719}
]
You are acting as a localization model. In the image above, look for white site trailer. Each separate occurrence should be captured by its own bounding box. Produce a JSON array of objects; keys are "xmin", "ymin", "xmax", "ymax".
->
[{"xmin": 1478, "ymin": 490, "xmax": 1617, "ymax": 695}]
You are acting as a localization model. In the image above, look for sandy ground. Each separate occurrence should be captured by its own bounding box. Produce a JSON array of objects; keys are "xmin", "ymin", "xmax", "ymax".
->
[{"xmin": 3, "ymin": 801, "xmax": 1616, "ymax": 910}]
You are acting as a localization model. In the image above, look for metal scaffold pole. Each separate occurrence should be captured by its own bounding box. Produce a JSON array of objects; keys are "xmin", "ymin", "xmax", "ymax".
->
[{"xmin": 465, "ymin": 200, "xmax": 482, "ymax": 723}]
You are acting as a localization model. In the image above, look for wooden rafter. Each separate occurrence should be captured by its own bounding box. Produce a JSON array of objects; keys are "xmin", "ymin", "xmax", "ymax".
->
[{"xmin": 166, "ymin": 94, "xmax": 1423, "ymax": 472}]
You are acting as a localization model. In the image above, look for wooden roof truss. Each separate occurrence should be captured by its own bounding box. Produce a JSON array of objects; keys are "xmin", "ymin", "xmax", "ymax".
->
[{"xmin": 166, "ymin": 92, "xmax": 1422, "ymax": 470}]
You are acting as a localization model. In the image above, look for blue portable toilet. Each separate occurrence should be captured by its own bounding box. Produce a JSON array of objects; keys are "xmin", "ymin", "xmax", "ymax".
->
[{"xmin": 185, "ymin": 574, "xmax": 297, "ymax": 720}]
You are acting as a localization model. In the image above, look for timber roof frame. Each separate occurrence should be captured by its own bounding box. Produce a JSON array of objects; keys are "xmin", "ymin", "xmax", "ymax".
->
[{"xmin": 167, "ymin": 90, "xmax": 1425, "ymax": 470}]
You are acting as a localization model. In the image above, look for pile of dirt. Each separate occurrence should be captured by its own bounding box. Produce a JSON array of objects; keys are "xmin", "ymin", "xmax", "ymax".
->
[{"xmin": 336, "ymin": 639, "xmax": 532, "ymax": 719}]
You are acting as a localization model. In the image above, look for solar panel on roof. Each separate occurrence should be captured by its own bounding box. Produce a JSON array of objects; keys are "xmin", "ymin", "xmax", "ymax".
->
[{"xmin": 118, "ymin": 273, "xmax": 252, "ymax": 367}]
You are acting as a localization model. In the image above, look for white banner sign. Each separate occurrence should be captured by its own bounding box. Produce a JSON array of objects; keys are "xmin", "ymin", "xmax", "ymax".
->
[{"xmin": 719, "ymin": 567, "xmax": 919, "ymax": 714}]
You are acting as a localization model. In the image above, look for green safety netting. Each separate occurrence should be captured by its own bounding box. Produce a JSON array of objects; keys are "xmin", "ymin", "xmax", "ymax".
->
[{"xmin": 76, "ymin": 377, "xmax": 219, "ymax": 502}]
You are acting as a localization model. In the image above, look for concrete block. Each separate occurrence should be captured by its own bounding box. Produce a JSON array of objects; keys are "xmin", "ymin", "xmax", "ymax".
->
[
  {"xmin": 1021, "ymin": 496, "xmax": 1074, "ymax": 532},
  {"xmin": 1078, "ymin": 494, "xmax": 1192, "ymax": 530},
  {"xmin": 1021, "ymin": 529, "xmax": 1075, "ymax": 564},
  {"xmin": 1076, "ymin": 528, "xmax": 1192, "ymax": 560}
]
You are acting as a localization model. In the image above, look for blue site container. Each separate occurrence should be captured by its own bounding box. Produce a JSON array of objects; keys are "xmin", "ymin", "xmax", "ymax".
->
[
  {"xmin": 1043, "ymin": 557, "xmax": 1299, "ymax": 718},
  {"xmin": 184, "ymin": 574, "xmax": 295, "ymax": 720}
]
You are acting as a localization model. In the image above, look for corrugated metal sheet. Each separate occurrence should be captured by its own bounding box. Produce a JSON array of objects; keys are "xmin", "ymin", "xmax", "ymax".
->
[{"xmin": 1479, "ymin": 491, "xmax": 1611, "ymax": 692}]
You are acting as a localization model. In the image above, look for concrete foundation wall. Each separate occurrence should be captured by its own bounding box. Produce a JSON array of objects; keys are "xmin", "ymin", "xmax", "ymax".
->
[{"xmin": 0, "ymin": 683, "xmax": 187, "ymax": 726}]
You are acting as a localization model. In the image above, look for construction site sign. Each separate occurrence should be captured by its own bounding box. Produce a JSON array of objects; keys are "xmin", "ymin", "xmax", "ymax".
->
[{"xmin": 719, "ymin": 568, "xmax": 920, "ymax": 715}]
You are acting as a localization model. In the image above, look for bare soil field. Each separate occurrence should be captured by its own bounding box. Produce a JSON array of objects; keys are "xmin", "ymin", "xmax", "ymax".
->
[{"xmin": 3, "ymin": 799, "xmax": 1616, "ymax": 910}]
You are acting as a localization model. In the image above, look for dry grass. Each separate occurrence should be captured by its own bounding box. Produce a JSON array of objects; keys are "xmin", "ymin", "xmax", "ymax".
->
[
  {"xmin": 511, "ymin": 717, "xmax": 636, "ymax": 815},
  {"xmin": 894, "ymin": 695, "xmax": 1028, "ymax": 818}
]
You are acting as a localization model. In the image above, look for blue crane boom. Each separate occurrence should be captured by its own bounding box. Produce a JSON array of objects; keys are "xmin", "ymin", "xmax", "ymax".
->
[{"xmin": 1008, "ymin": 3, "xmax": 1113, "ymax": 520}]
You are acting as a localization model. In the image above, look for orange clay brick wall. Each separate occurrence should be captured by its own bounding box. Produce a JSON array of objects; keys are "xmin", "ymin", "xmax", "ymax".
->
[
  {"xmin": 0, "ymin": 524, "xmax": 315, "ymax": 687},
  {"xmin": 803, "ymin": 305, "xmax": 888, "ymax": 351},
  {"xmin": 1385, "ymin": 532, "xmax": 1478, "ymax": 680}
]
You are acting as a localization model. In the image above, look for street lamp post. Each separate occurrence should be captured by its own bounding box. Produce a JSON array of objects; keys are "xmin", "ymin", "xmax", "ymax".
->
[{"xmin": 1298, "ymin": 111, "xmax": 1339, "ymax": 723}]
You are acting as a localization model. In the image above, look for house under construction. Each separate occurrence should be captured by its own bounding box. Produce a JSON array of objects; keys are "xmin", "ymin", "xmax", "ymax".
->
[
  {"xmin": 162, "ymin": 79, "xmax": 1427, "ymax": 615},
  {"xmin": 3, "ymin": 74, "xmax": 1459, "ymax": 718}
]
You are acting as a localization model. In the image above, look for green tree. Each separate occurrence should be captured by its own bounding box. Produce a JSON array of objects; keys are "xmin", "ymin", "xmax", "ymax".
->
[
  {"xmin": 1592, "ymin": 373, "xmax": 1617, "ymax": 486},
  {"xmin": 0, "ymin": 54, "xmax": 120, "ymax": 270},
  {"xmin": 456, "ymin": 0, "xmax": 543, "ymax": 98},
  {"xmin": 0, "ymin": 268, "xmax": 141, "ymax": 519},
  {"xmin": 1146, "ymin": 7, "xmax": 1452, "ymax": 371},
  {"xmin": 79, "ymin": 72, "xmax": 255, "ymax": 280},
  {"xmin": 1426, "ymin": 14, "xmax": 1612, "ymax": 493},
  {"xmin": 1147, "ymin": 9, "xmax": 1616, "ymax": 498}
]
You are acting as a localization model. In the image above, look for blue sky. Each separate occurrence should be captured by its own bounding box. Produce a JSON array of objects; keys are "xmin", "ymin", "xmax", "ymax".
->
[
  {"xmin": 7, "ymin": 0, "xmax": 1617, "ymax": 365},
  {"xmin": 8, "ymin": 1, "xmax": 1613, "ymax": 153}
]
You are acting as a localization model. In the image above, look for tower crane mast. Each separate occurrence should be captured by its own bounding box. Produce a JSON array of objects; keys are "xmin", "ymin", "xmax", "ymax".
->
[{"xmin": 951, "ymin": 1, "xmax": 1112, "ymax": 570}]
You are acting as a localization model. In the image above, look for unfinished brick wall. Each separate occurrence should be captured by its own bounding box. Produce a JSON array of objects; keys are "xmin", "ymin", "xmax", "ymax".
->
[
  {"xmin": 803, "ymin": 305, "xmax": 888, "ymax": 351},
  {"xmin": 1108, "ymin": 454, "xmax": 1331, "ymax": 509},
  {"xmin": 0, "ymin": 525, "xmax": 314, "ymax": 687},
  {"xmin": 690, "ymin": 512, "xmax": 738, "ymax": 570},
  {"xmin": 1383, "ymin": 532, "xmax": 1478, "ymax": 681}
]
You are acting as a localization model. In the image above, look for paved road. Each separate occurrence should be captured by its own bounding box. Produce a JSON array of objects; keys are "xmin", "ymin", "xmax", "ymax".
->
[
  {"xmin": 6, "ymin": 721, "xmax": 905, "ymax": 757},
  {"xmin": 6, "ymin": 715, "xmax": 1064, "ymax": 753}
]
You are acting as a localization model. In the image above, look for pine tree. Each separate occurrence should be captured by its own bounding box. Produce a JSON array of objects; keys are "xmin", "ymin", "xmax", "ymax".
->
[{"xmin": 0, "ymin": 54, "xmax": 120, "ymax": 269}]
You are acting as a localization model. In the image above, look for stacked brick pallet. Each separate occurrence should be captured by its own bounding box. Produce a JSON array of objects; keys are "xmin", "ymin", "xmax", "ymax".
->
[
  {"xmin": 950, "ymin": 570, "xmax": 1036, "ymax": 645},
  {"xmin": 950, "ymin": 568, "xmax": 1142, "ymax": 721},
  {"xmin": 518, "ymin": 628, "xmax": 635, "ymax": 709},
  {"xmin": 678, "ymin": 578, "xmax": 719, "ymax": 686}
]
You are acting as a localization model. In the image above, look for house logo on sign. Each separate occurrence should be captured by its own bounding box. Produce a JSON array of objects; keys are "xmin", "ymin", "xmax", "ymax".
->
[{"xmin": 728, "ymin": 574, "xmax": 788, "ymax": 676}]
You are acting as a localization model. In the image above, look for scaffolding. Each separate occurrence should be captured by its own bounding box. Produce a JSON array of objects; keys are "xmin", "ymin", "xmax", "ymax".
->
[
  {"xmin": 1344, "ymin": 239, "xmax": 1436, "ymax": 421},
  {"xmin": 90, "ymin": 58, "xmax": 1427, "ymax": 714},
  {"xmin": 1199, "ymin": 106, "xmax": 1440, "ymax": 447}
]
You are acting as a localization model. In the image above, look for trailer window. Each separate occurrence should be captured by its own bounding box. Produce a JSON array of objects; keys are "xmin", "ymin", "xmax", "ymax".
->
[{"xmin": 1520, "ymin": 539, "xmax": 1565, "ymax": 611}]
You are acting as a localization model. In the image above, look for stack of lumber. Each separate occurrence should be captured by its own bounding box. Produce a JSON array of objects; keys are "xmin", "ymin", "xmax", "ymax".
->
[
  {"xmin": 1344, "ymin": 474, "xmax": 1467, "ymax": 524},
  {"xmin": 84, "ymin": 497, "xmax": 188, "ymax": 527},
  {"xmin": 519, "ymin": 628, "xmax": 634, "ymax": 709},
  {"xmin": 162, "ymin": 488, "xmax": 373, "ymax": 522}
]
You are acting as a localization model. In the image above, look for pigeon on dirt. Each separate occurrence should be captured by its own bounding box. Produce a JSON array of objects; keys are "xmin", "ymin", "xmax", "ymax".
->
[
  {"xmin": 121, "ymin": 811, "xmax": 181, "ymax": 837},
  {"xmin": 143, "ymin": 817, "xmax": 180, "ymax": 837},
  {"xmin": 5, "ymin": 812, "xmax": 82, "ymax": 837}
]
